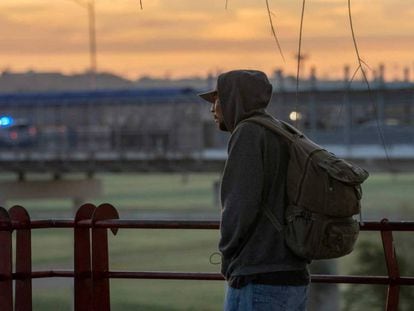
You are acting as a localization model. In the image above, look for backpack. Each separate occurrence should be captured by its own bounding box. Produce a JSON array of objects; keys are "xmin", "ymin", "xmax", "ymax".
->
[{"xmin": 243, "ymin": 116, "xmax": 369, "ymax": 260}]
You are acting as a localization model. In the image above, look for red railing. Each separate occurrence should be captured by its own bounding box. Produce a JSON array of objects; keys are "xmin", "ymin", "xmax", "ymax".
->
[{"xmin": 1, "ymin": 203, "xmax": 414, "ymax": 311}]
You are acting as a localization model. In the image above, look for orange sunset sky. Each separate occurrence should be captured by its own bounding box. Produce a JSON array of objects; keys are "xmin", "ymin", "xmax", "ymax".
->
[{"xmin": 1, "ymin": 0, "xmax": 413, "ymax": 80}]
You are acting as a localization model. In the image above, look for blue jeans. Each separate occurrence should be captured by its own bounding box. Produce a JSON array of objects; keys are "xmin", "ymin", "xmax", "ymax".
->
[{"xmin": 224, "ymin": 283, "xmax": 309, "ymax": 311}]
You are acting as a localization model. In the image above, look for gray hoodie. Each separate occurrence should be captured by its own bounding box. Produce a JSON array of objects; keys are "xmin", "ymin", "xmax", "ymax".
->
[{"xmin": 217, "ymin": 70, "xmax": 308, "ymax": 280}]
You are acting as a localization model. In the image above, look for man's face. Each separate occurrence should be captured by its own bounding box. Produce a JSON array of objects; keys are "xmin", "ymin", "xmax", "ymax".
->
[{"xmin": 210, "ymin": 94, "xmax": 227, "ymax": 131}]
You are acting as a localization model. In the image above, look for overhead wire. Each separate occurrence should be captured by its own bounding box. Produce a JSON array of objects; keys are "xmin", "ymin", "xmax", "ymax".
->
[
  {"xmin": 347, "ymin": 0, "xmax": 394, "ymax": 172},
  {"xmin": 295, "ymin": 0, "xmax": 307, "ymax": 129},
  {"xmin": 265, "ymin": 0, "xmax": 286, "ymax": 63}
]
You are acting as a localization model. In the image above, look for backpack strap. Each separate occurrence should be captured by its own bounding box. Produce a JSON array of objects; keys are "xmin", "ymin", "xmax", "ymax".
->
[
  {"xmin": 263, "ymin": 206, "xmax": 283, "ymax": 232},
  {"xmin": 241, "ymin": 115, "xmax": 305, "ymax": 143},
  {"xmin": 239, "ymin": 115, "xmax": 303, "ymax": 233}
]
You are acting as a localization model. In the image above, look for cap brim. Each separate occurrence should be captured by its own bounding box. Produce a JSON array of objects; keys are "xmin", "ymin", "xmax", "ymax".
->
[{"xmin": 198, "ymin": 90, "xmax": 217, "ymax": 103}]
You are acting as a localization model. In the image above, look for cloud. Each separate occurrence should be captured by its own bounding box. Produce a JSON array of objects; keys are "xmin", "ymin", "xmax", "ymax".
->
[
  {"xmin": 381, "ymin": 0, "xmax": 414, "ymax": 18},
  {"xmin": 0, "ymin": 0, "xmax": 412, "ymax": 78},
  {"xmin": 145, "ymin": 0, "xmax": 264, "ymax": 11},
  {"xmin": 3, "ymin": 31, "xmax": 413, "ymax": 56},
  {"xmin": 0, "ymin": 1, "xmax": 49, "ymax": 12}
]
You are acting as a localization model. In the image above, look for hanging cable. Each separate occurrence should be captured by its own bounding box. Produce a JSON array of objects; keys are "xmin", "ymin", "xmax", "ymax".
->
[
  {"xmin": 265, "ymin": 0, "xmax": 286, "ymax": 63},
  {"xmin": 348, "ymin": 0, "xmax": 394, "ymax": 172},
  {"xmin": 294, "ymin": 0, "xmax": 307, "ymax": 129}
]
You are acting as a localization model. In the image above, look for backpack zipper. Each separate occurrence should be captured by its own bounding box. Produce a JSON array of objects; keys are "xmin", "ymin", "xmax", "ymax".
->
[{"xmin": 294, "ymin": 148, "xmax": 324, "ymax": 204}]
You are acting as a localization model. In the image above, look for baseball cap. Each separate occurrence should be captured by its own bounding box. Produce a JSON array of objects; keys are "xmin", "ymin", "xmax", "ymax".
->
[{"xmin": 198, "ymin": 88, "xmax": 217, "ymax": 103}]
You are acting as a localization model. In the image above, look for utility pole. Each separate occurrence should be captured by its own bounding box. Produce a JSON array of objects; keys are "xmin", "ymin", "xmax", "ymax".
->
[
  {"xmin": 88, "ymin": 0, "xmax": 97, "ymax": 89},
  {"xmin": 69, "ymin": 0, "xmax": 97, "ymax": 89},
  {"xmin": 294, "ymin": 53, "xmax": 309, "ymax": 80}
]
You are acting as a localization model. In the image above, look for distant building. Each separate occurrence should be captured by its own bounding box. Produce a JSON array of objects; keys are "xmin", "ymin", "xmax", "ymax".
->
[{"xmin": 0, "ymin": 85, "xmax": 413, "ymax": 154}]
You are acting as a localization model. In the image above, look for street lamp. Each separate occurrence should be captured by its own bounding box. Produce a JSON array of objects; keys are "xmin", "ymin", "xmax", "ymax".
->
[{"xmin": 68, "ymin": 0, "xmax": 97, "ymax": 89}]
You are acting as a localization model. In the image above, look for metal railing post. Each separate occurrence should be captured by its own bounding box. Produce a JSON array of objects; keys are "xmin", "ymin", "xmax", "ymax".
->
[
  {"xmin": 74, "ymin": 203, "xmax": 97, "ymax": 311},
  {"xmin": 380, "ymin": 219, "xmax": 400, "ymax": 311},
  {"xmin": 0, "ymin": 207, "xmax": 13, "ymax": 311},
  {"xmin": 9, "ymin": 205, "xmax": 32, "ymax": 311},
  {"xmin": 91, "ymin": 204, "xmax": 119, "ymax": 311}
]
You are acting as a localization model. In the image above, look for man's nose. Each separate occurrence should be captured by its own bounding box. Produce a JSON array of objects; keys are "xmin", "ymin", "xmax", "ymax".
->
[{"xmin": 210, "ymin": 104, "xmax": 215, "ymax": 113}]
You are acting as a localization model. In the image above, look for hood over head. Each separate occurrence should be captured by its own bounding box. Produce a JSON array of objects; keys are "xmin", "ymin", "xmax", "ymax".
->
[{"xmin": 216, "ymin": 70, "xmax": 273, "ymax": 132}]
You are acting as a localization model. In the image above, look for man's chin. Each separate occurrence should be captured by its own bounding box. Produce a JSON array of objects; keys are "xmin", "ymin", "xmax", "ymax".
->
[{"xmin": 219, "ymin": 122, "xmax": 228, "ymax": 132}]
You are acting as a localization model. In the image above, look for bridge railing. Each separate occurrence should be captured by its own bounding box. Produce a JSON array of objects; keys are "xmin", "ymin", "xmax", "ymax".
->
[{"xmin": 1, "ymin": 203, "xmax": 414, "ymax": 311}]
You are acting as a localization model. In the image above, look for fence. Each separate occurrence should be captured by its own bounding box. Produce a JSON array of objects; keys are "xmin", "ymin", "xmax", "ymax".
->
[{"xmin": 1, "ymin": 203, "xmax": 414, "ymax": 311}]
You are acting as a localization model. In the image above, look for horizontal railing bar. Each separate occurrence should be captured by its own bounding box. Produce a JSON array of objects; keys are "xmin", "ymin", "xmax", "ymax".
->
[
  {"xmin": 5, "ymin": 271, "xmax": 75, "ymax": 279},
  {"xmin": 11, "ymin": 219, "xmax": 75, "ymax": 229},
  {"xmin": 105, "ymin": 272, "xmax": 414, "ymax": 285},
  {"xmin": 360, "ymin": 221, "xmax": 414, "ymax": 231},
  {"xmin": 311, "ymin": 275, "xmax": 414, "ymax": 285},
  {"xmin": 107, "ymin": 271, "xmax": 223, "ymax": 281},
  {"xmin": 93, "ymin": 219, "xmax": 220, "ymax": 229},
  {"xmin": 2, "ymin": 219, "xmax": 414, "ymax": 231},
  {"xmin": 5, "ymin": 270, "xmax": 414, "ymax": 285}
]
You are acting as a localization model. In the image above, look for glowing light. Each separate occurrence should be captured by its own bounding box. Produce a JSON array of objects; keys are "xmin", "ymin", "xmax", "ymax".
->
[
  {"xmin": 0, "ymin": 116, "xmax": 14, "ymax": 127},
  {"xmin": 289, "ymin": 111, "xmax": 302, "ymax": 121},
  {"xmin": 29, "ymin": 127, "xmax": 37, "ymax": 136},
  {"xmin": 9, "ymin": 131, "xmax": 18, "ymax": 140}
]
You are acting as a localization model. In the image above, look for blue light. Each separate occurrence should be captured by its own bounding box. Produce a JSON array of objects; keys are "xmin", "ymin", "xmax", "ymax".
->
[{"xmin": 0, "ymin": 116, "xmax": 14, "ymax": 127}]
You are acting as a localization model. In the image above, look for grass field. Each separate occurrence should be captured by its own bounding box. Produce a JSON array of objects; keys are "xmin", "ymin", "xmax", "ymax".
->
[
  {"xmin": 7, "ymin": 173, "xmax": 221, "ymax": 214},
  {"xmin": 3, "ymin": 172, "xmax": 414, "ymax": 310},
  {"xmin": 30, "ymin": 229, "xmax": 224, "ymax": 310}
]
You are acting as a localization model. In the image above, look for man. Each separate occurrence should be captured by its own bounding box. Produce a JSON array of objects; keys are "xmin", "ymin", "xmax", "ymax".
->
[{"xmin": 199, "ymin": 70, "xmax": 309, "ymax": 311}]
